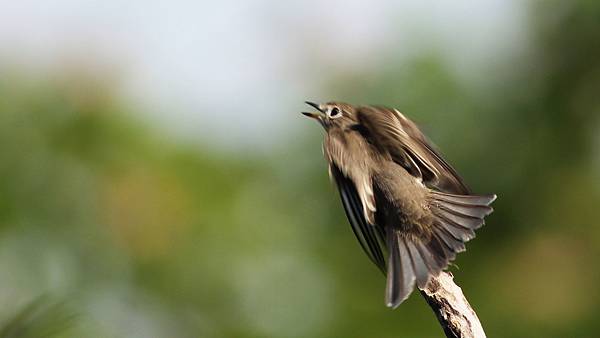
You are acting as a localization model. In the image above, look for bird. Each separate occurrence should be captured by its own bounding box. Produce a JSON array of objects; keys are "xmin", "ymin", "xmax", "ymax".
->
[{"xmin": 302, "ymin": 101, "xmax": 496, "ymax": 308}]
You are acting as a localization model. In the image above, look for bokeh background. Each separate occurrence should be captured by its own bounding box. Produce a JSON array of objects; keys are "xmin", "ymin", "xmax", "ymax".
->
[{"xmin": 1, "ymin": 1, "xmax": 599, "ymax": 337}]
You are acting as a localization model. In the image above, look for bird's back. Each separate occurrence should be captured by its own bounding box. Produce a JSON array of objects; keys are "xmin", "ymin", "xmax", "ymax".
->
[{"xmin": 373, "ymin": 160, "xmax": 433, "ymax": 236}]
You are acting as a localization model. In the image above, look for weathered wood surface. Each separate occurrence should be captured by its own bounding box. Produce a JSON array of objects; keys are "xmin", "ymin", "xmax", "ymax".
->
[{"xmin": 420, "ymin": 272, "xmax": 486, "ymax": 338}]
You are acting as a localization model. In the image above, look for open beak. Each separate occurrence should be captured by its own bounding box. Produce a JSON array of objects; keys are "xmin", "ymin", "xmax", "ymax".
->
[
  {"xmin": 304, "ymin": 101, "xmax": 324, "ymax": 112},
  {"xmin": 302, "ymin": 101, "xmax": 325, "ymax": 122},
  {"xmin": 301, "ymin": 111, "xmax": 321, "ymax": 120}
]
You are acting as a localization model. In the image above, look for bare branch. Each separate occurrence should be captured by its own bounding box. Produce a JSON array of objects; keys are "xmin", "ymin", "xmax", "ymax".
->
[{"xmin": 420, "ymin": 272, "xmax": 486, "ymax": 338}]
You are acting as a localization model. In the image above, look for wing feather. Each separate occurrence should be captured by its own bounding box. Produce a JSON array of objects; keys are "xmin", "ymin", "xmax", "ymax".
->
[
  {"xmin": 357, "ymin": 106, "xmax": 470, "ymax": 194},
  {"xmin": 331, "ymin": 164, "xmax": 386, "ymax": 272}
]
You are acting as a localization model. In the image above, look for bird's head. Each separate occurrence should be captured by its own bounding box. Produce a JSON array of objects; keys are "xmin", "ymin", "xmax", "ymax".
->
[{"xmin": 302, "ymin": 101, "xmax": 358, "ymax": 130}]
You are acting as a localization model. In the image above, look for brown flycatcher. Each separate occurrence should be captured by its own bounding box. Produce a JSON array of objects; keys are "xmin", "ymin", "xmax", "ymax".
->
[{"xmin": 302, "ymin": 101, "xmax": 496, "ymax": 308}]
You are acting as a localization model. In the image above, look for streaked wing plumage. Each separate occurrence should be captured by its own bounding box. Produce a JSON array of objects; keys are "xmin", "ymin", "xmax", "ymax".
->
[
  {"xmin": 357, "ymin": 106, "xmax": 470, "ymax": 194},
  {"xmin": 330, "ymin": 164, "xmax": 386, "ymax": 272}
]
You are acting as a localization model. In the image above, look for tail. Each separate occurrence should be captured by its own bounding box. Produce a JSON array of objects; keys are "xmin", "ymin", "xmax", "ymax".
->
[{"xmin": 385, "ymin": 191, "xmax": 496, "ymax": 308}]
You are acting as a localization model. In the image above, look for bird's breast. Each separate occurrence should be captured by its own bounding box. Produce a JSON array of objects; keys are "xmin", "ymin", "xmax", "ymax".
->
[{"xmin": 323, "ymin": 129, "xmax": 382, "ymax": 173}]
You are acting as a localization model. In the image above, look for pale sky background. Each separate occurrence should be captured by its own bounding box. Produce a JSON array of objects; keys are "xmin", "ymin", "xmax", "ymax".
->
[{"xmin": 0, "ymin": 0, "xmax": 528, "ymax": 149}]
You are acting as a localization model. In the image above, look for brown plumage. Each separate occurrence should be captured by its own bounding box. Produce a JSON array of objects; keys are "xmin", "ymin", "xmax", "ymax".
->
[{"xmin": 302, "ymin": 101, "xmax": 496, "ymax": 308}]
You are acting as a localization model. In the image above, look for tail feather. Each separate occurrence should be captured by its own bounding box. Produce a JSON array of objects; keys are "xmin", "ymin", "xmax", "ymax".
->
[
  {"xmin": 431, "ymin": 192, "xmax": 495, "ymax": 235},
  {"xmin": 416, "ymin": 239, "xmax": 446, "ymax": 272},
  {"xmin": 435, "ymin": 219, "xmax": 476, "ymax": 241},
  {"xmin": 385, "ymin": 191, "xmax": 496, "ymax": 308},
  {"xmin": 385, "ymin": 230, "xmax": 415, "ymax": 309},
  {"xmin": 434, "ymin": 207, "xmax": 484, "ymax": 230},
  {"xmin": 405, "ymin": 239, "xmax": 431, "ymax": 289},
  {"xmin": 437, "ymin": 202, "xmax": 492, "ymax": 219},
  {"xmin": 434, "ymin": 226, "xmax": 466, "ymax": 253},
  {"xmin": 385, "ymin": 232, "xmax": 443, "ymax": 308},
  {"xmin": 432, "ymin": 191, "xmax": 496, "ymax": 206}
]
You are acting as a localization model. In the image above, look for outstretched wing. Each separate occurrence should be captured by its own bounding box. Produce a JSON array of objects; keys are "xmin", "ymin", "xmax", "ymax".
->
[
  {"xmin": 356, "ymin": 106, "xmax": 470, "ymax": 194},
  {"xmin": 330, "ymin": 164, "xmax": 386, "ymax": 272}
]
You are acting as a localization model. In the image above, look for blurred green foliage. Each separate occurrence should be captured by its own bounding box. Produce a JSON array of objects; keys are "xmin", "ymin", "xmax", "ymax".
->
[
  {"xmin": 0, "ymin": 296, "xmax": 75, "ymax": 338},
  {"xmin": 1, "ymin": 1, "xmax": 600, "ymax": 337}
]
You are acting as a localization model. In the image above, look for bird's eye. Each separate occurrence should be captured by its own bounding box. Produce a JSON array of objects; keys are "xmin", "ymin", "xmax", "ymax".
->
[{"xmin": 329, "ymin": 107, "xmax": 342, "ymax": 118}]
